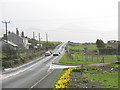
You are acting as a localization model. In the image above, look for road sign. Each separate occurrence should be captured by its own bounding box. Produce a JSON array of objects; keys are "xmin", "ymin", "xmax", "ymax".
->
[
  {"xmin": 84, "ymin": 48, "xmax": 88, "ymax": 51},
  {"xmin": 68, "ymin": 45, "xmax": 71, "ymax": 48}
]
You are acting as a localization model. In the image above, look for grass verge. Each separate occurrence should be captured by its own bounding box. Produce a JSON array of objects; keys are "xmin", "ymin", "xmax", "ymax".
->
[
  {"xmin": 84, "ymin": 71, "xmax": 118, "ymax": 88},
  {"xmin": 69, "ymin": 64, "xmax": 119, "ymax": 88}
]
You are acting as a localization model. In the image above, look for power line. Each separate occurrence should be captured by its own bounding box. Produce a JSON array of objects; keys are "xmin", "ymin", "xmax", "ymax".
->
[{"xmin": 2, "ymin": 21, "xmax": 10, "ymax": 43}]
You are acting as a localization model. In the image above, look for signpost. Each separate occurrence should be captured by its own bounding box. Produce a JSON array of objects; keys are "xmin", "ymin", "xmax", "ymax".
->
[
  {"xmin": 84, "ymin": 47, "xmax": 88, "ymax": 52},
  {"xmin": 68, "ymin": 44, "xmax": 71, "ymax": 53},
  {"xmin": 84, "ymin": 47, "xmax": 88, "ymax": 61}
]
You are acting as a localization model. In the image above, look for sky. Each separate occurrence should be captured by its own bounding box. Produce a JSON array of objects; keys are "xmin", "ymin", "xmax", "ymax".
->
[{"xmin": 0, "ymin": 0, "xmax": 119, "ymax": 43}]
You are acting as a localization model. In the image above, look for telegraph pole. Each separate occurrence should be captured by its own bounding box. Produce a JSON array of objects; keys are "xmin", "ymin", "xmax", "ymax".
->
[
  {"xmin": 46, "ymin": 33, "xmax": 48, "ymax": 43},
  {"xmin": 33, "ymin": 32, "xmax": 35, "ymax": 40},
  {"xmin": 38, "ymin": 33, "xmax": 41, "ymax": 41},
  {"xmin": 46, "ymin": 33, "xmax": 48, "ymax": 51},
  {"xmin": 2, "ymin": 21, "xmax": 10, "ymax": 43}
]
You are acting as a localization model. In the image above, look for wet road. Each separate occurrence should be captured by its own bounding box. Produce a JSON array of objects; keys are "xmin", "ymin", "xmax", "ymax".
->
[{"xmin": 2, "ymin": 43, "xmax": 66, "ymax": 89}]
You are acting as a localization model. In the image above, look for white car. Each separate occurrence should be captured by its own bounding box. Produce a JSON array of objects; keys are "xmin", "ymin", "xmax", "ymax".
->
[
  {"xmin": 53, "ymin": 51, "xmax": 60, "ymax": 56},
  {"xmin": 45, "ymin": 51, "xmax": 52, "ymax": 56}
]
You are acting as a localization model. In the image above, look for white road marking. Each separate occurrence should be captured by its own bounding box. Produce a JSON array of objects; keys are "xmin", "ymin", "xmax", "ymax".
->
[
  {"xmin": 0, "ymin": 69, "xmax": 25, "ymax": 80},
  {"xmin": 29, "ymin": 69, "xmax": 54, "ymax": 89},
  {"xmin": 49, "ymin": 64, "xmax": 81, "ymax": 70}
]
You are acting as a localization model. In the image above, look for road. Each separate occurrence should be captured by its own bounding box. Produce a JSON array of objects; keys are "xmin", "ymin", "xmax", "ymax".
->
[{"xmin": 2, "ymin": 42, "xmax": 66, "ymax": 89}]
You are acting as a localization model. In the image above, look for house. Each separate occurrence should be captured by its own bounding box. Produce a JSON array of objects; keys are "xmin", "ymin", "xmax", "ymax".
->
[
  {"xmin": 23, "ymin": 37, "xmax": 31, "ymax": 49},
  {"xmin": 28, "ymin": 39, "xmax": 37, "ymax": 47},
  {"xmin": 2, "ymin": 32, "xmax": 31, "ymax": 49},
  {"xmin": 3, "ymin": 32, "xmax": 24, "ymax": 48},
  {"xmin": 0, "ymin": 39, "xmax": 18, "ymax": 51},
  {"xmin": 107, "ymin": 40, "xmax": 117, "ymax": 44},
  {"xmin": 36, "ymin": 43, "xmax": 43, "ymax": 48}
]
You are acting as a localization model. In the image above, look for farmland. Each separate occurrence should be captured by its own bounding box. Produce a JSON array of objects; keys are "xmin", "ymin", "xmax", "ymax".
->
[
  {"xmin": 55, "ymin": 41, "xmax": 119, "ymax": 89},
  {"xmin": 70, "ymin": 44, "xmax": 97, "ymax": 50},
  {"xmin": 59, "ymin": 53, "xmax": 118, "ymax": 65},
  {"xmin": 59, "ymin": 42, "xmax": 118, "ymax": 65},
  {"xmin": 37, "ymin": 41, "xmax": 61, "ymax": 44}
]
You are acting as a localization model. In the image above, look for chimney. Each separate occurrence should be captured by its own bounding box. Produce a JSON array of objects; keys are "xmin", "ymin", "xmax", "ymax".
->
[{"xmin": 16, "ymin": 28, "xmax": 19, "ymax": 36}]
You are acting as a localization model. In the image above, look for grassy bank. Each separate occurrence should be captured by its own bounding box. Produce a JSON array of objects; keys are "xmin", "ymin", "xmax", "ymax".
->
[
  {"xmin": 83, "ymin": 64, "xmax": 119, "ymax": 88},
  {"xmin": 53, "ymin": 63, "xmax": 119, "ymax": 88},
  {"xmin": 84, "ymin": 71, "xmax": 118, "ymax": 88},
  {"xmin": 2, "ymin": 50, "xmax": 45, "ymax": 68},
  {"xmin": 69, "ymin": 64, "xmax": 119, "ymax": 88},
  {"xmin": 2, "ymin": 41, "xmax": 61, "ymax": 69}
]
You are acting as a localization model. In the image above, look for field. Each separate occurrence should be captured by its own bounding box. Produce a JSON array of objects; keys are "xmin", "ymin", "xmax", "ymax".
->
[
  {"xmin": 59, "ymin": 53, "xmax": 118, "ymax": 65},
  {"xmin": 56, "ymin": 42, "xmax": 119, "ymax": 89},
  {"xmin": 53, "ymin": 64, "xmax": 119, "ymax": 88},
  {"xmin": 70, "ymin": 44, "xmax": 97, "ymax": 50},
  {"xmin": 61, "ymin": 42, "xmax": 119, "ymax": 65},
  {"xmin": 37, "ymin": 41, "xmax": 61, "ymax": 44},
  {"xmin": 54, "ymin": 41, "xmax": 119, "ymax": 88},
  {"xmin": 69, "ymin": 64, "xmax": 119, "ymax": 88},
  {"xmin": 85, "ymin": 71, "xmax": 118, "ymax": 88},
  {"xmin": 59, "ymin": 53, "xmax": 97, "ymax": 64}
]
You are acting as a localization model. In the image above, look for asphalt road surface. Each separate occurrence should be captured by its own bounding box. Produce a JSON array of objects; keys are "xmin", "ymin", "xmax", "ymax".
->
[{"xmin": 2, "ymin": 43, "xmax": 66, "ymax": 89}]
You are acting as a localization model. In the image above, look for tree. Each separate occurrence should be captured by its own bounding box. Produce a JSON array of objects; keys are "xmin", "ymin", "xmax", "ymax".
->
[
  {"xmin": 21, "ymin": 31, "xmax": 24, "ymax": 37},
  {"xmin": 118, "ymin": 43, "xmax": 120, "ymax": 55},
  {"xmin": 2, "ymin": 43, "xmax": 18, "ymax": 60},
  {"xmin": 96, "ymin": 39, "xmax": 105, "ymax": 49}
]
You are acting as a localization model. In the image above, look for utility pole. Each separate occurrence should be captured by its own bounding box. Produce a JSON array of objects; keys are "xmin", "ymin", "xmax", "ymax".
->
[
  {"xmin": 46, "ymin": 33, "xmax": 48, "ymax": 51},
  {"xmin": 46, "ymin": 33, "xmax": 48, "ymax": 43},
  {"xmin": 2, "ymin": 21, "xmax": 10, "ymax": 43},
  {"xmin": 38, "ymin": 33, "xmax": 41, "ymax": 41},
  {"xmin": 33, "ymin": 32, "xmax": 35, "ymax": 40}
]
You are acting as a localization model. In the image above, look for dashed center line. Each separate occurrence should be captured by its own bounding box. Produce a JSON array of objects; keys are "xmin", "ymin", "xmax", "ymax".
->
[{"xmin": 29, "ymin": 69, "xmax": 54, "ymax": 89}]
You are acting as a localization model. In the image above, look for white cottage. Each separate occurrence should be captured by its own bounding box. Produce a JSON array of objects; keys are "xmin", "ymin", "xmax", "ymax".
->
[{"xmin": 23, "ymin": 37, "xmax": 31, "ymax": 49}]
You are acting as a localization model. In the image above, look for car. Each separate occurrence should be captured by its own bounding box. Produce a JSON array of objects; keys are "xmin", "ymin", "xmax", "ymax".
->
[
  {"xmin": 45, "ymin": 51, "xmax": 52, "ymax": 56},
  {"xmin": 58, "ymin": 51, "xmax": 61, "ymax": 54},
  {"xmin": 53, "ymin": 51, "xmax": 60, "ymax": 56},
  {"xmin": 57, "ymin": 50, "xmax": 61, "ymax": 54}
]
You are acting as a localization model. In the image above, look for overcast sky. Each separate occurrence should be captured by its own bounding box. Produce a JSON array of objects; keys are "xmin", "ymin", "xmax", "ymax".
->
[{"xmin": 0, "ymin": 0, "xmax": 119, "ymax": 43}]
